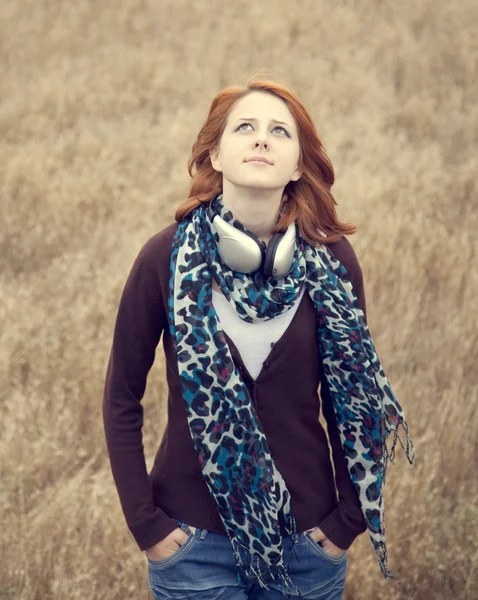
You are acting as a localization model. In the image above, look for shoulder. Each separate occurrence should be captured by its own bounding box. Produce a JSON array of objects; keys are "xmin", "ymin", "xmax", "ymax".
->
[
  {"xmin": 323, "ymin": 235, "xmax": 363, "ymax": 284},
  {"xmin": 129, "ymin": 222, "xmax": 180, "ymax": 292},
  {"xmin": 323, "ymin": 235, "xmax": 367, "ymax": 319},
  {"xmin": 139, "ymin": 222, "xmax": 179, "ymax": 265}
]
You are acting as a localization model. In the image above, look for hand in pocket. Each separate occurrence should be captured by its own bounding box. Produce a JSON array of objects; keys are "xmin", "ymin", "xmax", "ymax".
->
[
  {"xmin": 308, "ymin": 526, "xmax": 345, "ymax": 556},
  {"xmin": 145, "ymin": 527, "xmax": 189, "ymax": 561}
]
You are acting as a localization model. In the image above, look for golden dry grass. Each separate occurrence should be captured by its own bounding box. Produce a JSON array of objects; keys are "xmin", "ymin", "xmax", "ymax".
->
[{"xmin": 1, "ymin": 0, "xmax": 477, "ymax": 598}]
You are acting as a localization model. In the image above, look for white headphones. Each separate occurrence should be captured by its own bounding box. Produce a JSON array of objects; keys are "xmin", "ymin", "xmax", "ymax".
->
[{"xmin": 209, "ymin": 204, "xmax": 297, "ymax": 278}]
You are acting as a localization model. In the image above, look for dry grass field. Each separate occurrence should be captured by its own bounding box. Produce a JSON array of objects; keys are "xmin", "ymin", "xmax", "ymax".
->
[{"xmin": 1, "ymin": 0, "xmax": 477, "ymax": 598}]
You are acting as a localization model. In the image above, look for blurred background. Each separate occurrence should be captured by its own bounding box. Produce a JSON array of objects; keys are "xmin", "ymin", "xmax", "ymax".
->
[{"xmin": 1, "ymin": 0, "xmax": 477, "ymax": 598}]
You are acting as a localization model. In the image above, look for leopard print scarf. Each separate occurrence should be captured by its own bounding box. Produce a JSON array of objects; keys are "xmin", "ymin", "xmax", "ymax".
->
[{"xmin": 167, "ymin": 194, "xmax": 414, "ymax": 597}]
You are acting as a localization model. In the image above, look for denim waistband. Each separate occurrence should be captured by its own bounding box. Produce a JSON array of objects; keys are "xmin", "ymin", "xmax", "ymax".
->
[
  {"xmin": 176, "ymin": 520, "xmax": 198, "ymax": 536},
  {"xmin": 176, "ymin": 520, "xmax": 316, "ymax": 539}
]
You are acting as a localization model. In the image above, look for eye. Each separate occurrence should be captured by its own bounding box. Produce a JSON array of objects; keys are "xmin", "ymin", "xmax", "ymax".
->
[
  {"xmin": 274, "ymin": 126, "xmax": 289, "ymax": 136},
  {"xmin": 235, "ymin": 122, "xmax": 252, "ymax": 131},
  {"xmin": 235, "ymin": 122, "xmax": 290, "ymax": 137}
]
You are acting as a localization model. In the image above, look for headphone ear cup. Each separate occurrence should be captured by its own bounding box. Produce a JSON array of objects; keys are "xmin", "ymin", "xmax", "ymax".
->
[
  {"xmin": 263, "ymin": 233, "xmax": 283, "ymax": 277},
  {"xmin": 212, "ymin": 213, "xmax": 265, "ymax": 273}
]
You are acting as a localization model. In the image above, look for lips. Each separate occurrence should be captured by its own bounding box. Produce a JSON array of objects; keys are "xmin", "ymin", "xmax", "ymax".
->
[{"xmin": 246, "ymin": 157, "xmax": 272, "ymax": 165}]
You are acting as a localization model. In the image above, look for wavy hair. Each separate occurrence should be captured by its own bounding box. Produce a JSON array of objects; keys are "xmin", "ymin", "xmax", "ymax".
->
[{"xmin": 175, "ymin": 74, "xmax": 357, "ymax": 245}]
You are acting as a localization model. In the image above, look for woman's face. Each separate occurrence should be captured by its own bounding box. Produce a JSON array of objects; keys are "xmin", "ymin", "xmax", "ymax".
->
[{"xmin": 210, "ymin": 91, "xmax": 302, "ymax": 192}]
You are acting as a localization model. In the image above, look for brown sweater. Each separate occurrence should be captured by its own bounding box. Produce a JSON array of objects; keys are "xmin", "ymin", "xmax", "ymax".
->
[{"xmin": 102, "ymin": 222, "xmax": 368, "ymax": 553}]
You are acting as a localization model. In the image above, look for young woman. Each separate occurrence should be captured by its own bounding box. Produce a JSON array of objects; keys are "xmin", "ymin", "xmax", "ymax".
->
[{"xmin": 103, "ymin": 78, "xmax": 414, "ymax": 600}]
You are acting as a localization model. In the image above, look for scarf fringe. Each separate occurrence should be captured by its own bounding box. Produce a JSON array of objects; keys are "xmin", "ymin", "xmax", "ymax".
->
[
  {"xmin": 230, "ymin": 516, "xmax": 304, "ymax": 599},
  {"xmin": 376, "ymin": 421, "xmax": 414, "ymax": 580},
  {"xmin": 231, "ymin": 538, "xmax": 304, "ymax": 599},
  {"xmin": 381, "ymin": 419, "xmax": 415, "ymax": 486},
  {"xmin": 376, "ymin": 540, "xmax": 395, "ymax": 581},
  {"xmin": 388, "ymin": 420, "xmax": 414, "ymax": 464}
]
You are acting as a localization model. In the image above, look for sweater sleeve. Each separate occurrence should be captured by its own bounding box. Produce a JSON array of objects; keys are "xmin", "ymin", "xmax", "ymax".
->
[
  {"xmin": 317, "ymin": 238, "xmax": 368, "ymax": 550},
  {"xmin": 102, "ymin": 246, "xmax": 179, "ymax": 551}
]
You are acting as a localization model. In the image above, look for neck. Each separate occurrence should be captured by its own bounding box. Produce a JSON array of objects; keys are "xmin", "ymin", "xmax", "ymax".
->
[{"xmin": 220, "ymin": 187, "xmax": 283, "ymax": 244}]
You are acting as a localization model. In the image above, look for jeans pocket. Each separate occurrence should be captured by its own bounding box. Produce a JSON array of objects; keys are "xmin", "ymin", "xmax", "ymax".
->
[
  {"xmin": 304, "ymin": 532, "xmax": 347, "ymax": 564},
  {"xmin": 147, "ymin": 524, "xmax": 197, "ymax": 570}
]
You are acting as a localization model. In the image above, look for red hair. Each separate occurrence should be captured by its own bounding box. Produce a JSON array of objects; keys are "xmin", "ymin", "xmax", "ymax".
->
[{"xmin": 175, "ymin": 74, "xmax": 357, "ymax": 245}]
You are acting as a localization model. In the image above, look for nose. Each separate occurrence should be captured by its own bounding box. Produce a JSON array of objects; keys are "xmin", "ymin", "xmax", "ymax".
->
[{"xmin": 255, "ymin": 140, "xmax": 268, "ymax": 149}]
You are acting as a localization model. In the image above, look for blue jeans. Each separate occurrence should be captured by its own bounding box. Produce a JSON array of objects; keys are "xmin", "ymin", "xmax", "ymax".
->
[{"xmin": 147, "ymin": 520, "xmax": 347, "ymax": 600}]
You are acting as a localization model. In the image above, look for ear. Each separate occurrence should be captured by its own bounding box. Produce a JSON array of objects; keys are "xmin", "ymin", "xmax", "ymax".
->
[
  {"xmin": 289, "ymin": 166, "xmax": 302, "ymax": 182},
  {"xmin": 210, "ymin": 147, "xmax": 222, "ymax": 173}
]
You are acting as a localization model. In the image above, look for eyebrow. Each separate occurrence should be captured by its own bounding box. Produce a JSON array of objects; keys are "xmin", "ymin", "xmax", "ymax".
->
[{"xmin": 235, "ymin": 117, "xmax": 291, "ymax": 128}]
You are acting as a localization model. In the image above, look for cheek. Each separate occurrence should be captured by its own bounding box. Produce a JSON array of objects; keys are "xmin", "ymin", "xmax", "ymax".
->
[{"xmin": 222, "ymin": 146, "xmax": 245, "ymax": 168}]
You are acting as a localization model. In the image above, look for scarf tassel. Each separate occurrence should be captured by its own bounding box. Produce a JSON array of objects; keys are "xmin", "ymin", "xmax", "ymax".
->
[
  {"xmin": 380, "ymin": 419, "xmax": 415, "ymax": 486},
  {"xmin": 230, "ymin": 516, "xmax": 305, "ymax": 599},
  {"xmin": 377, "ymin": 541, "xmax": 395, "ymax": 580},
  {"xmin": 375, "ymin": 421, "xmax": 414, "ymax": 580}
]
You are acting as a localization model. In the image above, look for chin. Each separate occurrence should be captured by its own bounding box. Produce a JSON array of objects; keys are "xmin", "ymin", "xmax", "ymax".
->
[{"xmin": 231, "ymin": 178, "xmax": 279, "ymax": 189}]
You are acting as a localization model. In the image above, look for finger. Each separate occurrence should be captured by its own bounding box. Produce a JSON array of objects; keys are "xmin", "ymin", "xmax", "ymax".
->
[
  {"xmin": 323, "ymin": 542, "xmax": 344, "ymax": 555},
  {"xmin": 322, "ymin": 540, "xmax": 337, "ymax": 552}
]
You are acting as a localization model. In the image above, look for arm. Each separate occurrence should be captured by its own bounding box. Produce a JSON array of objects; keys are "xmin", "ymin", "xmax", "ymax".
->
[
  {"xmin": 317, "ymin": 242, "xmax": 368, "ymax": 549},
  {"xmin": 102, "ymin": 246, "xmax": 179, "ymax": 551}
]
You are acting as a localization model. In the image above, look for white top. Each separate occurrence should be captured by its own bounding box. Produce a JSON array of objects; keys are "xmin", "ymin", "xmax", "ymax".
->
[{"xmin": 212, "ymin": 287, "xmax": 306, "ymax": 380}]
